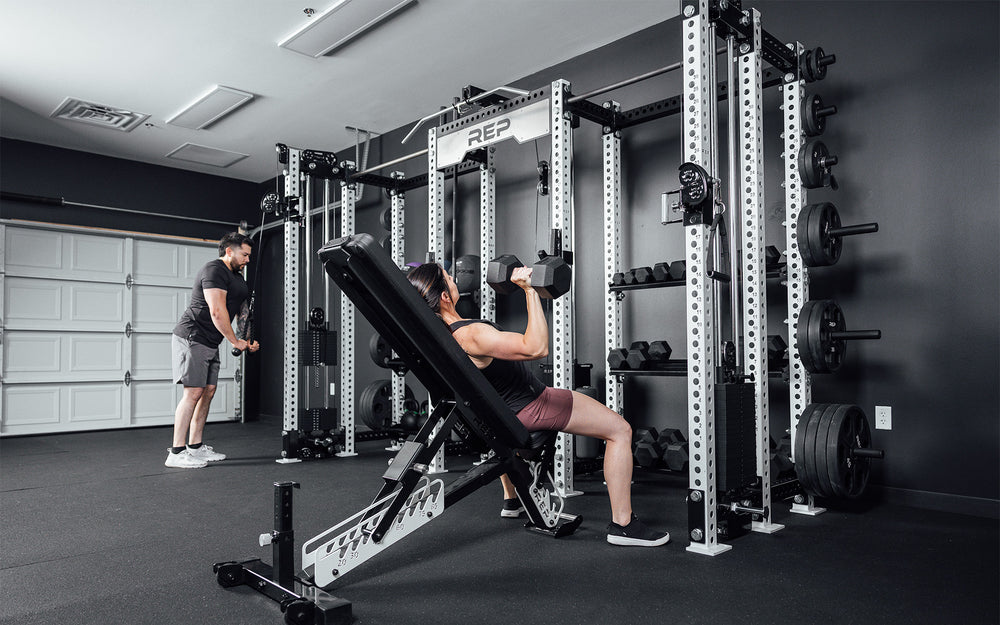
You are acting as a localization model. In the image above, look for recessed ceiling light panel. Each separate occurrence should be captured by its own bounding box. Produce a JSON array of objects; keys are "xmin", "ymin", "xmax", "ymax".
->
[
  {"xmin": 166, "ymin": 85, "xmax": 256, "ymax": 130},
  {"xmin": 279, "ymin": 0, "xmax": 417, "ymax": 57},
  {"xmin": 51, "ymin": 97, "xmax": 149, "ymax": 132},
  {"xmin": 166, "ymin": 143, "xmax": 249, "ymax": 168}
]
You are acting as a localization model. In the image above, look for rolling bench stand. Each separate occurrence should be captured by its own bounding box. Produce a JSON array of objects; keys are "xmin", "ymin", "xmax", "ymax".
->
[{"xmin": 214, "ymin": 233, "xmax": 581, "ymax": 624}]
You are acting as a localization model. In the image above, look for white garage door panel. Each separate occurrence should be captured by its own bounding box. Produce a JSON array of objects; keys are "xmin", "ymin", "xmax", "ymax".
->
[
  {"xmin": 133, "ymin": 239, "xmax": 215, "ymax": 288},
  {"xmin": 67, "ymin": 384, "xmax": 125, "ymax": 424},
  {"xmin": 4, "ymin": 228, "xmax": 127, "ymax": 282},
  {"xmin": 132, "ymin": 334, "xmax": 172, "ymax": 377},
  {"xmin": 4, "ymin": 229, "xmax": 63, "ymax": 272},
  {"xmin": 131, "ymin": 381, "xmax": 177, "ymax": 425},
  {"xmin": 3, "ymin": 332, "xmax": 125, "ymax": 382},
  {"xmin": 210, "ymin": 379, "xmax": 234, "ymax": 418},
  {"xmin": 1, "ymin": 383, "xmax": 127, "ymax": 434},
  {"xmin": 2, "ymin": 385, "xmax": 61, "ymax": 428},
  {"xmin": 5, "ymin": 279, "xmax": 62, "ymax": 322},
  {"xmin": 4, "ymin": 332, "xmax": 61, "ymax": 374},
  {"xmin": 69, "ymin": 334, "xmax": 124, "ymax": 373},
  {"xmin": 70, "ymin": 236, "xmax": 127, "ymax": 276},
  {"xmin": 132, "ymin": 286, "xmax": 187, "ymax": 331},
  {"xmin": 4, "ymin": 277, "xmax": 126, "ymax": 332}
]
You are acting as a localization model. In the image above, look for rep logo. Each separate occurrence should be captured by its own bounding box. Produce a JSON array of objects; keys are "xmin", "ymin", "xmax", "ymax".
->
[{"xmin": 467, "ymin": 118, "xmax": 511, "ymax": 147}]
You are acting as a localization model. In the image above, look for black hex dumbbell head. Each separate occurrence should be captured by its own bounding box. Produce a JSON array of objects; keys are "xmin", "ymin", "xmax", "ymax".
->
[
  {"xmin": 668, "ymin": 260, "xmax": 686, "ymax": 280},
  {"xmin": 652, "ymin": 262, "xmax": 671, "ymax": 282},
  {"xmin": 532, "ymin": 255, "xmax": 572, "ymax": 299},
  {"xmin": 486, "ymin": 254, "xmax": 523, "ymax": 295},
  {"xmin": 648, "ymin": 340, "xmax": 672, "ymax": 361},
  {"xmin": 633, "ymin": 266, "xmax": 654, "ymax": 284},
  {"xmin": 664, "ymin": 441, "xmax": 689, "ymax": 472},
  {"xmin": 626, "ymin": 341, "xmax": 651, "ymax": 370},
  {"xmin": 608, "ymin": 348, "xmax": 629, "ymax": 370}
]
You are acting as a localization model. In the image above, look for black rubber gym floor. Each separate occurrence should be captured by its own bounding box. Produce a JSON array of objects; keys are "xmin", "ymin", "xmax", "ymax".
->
[{"xmin": 1, "ymin": 418, "xmax": 997, "ymax": 625}]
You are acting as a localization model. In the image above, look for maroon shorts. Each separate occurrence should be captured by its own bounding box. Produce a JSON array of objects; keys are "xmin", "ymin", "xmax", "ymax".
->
[{"xmin": 516, "ymin": 387, "xmax": 574, "ymax": 432}]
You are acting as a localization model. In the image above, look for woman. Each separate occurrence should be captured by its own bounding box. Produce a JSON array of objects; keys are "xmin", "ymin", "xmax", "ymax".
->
[{"xmin": 407, "ymin": 262, "xmax": 669, "ymax": 547}]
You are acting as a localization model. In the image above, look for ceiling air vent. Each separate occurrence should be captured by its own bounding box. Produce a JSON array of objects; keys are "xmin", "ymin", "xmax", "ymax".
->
[
  {"xmin": 166, "ymin": 143, "xmax": 249, "ymax": 168},
  {"xmin": 51, "ymin": 97, "xmax": 149, "ymax": 132}
]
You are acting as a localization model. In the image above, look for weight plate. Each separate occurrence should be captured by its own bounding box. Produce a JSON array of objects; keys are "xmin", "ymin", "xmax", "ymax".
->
[
  {"xmin": 798, "ymin": 203, "xmax": 842, "ymax": 267},
  {"xmin": 796, "ymin": 300, "xmax": 824, "ymax": 374},
  {"xmin": 369, "ymin": 333, "xmax": 392, "ymax": 368},
  {"xmin": 794, "ymin": 403, "xmax": 826, "ymax": 495},
  {"xmin": 812, "ymin": 404, "xmax": 842, "ymax": 498},
  {"xmin": 797, "ymin": 300, "xmax": 848, "ymax": 374},
  {"xmin": 802, "ymin": 403, "xmax": 828, "ymax": 496},
  {"xmin": 798, "ymin": 138, "xmax": 830, "ymax": 189},
  {"xmin": 824, "ymin": 405, "xmax": 872, "ymax": 499},
  {"xmin": 379, "ymin": 206, "xmax": 393, "ymax": 230},
  {"xmin": 802, "ymin": 93, "xmax": 826, "ymax": 137},
  {"xmin": 819, "ymin": 300, "xmax": 847, "ymax": 373},
  {"xmin": 358, "ymin": 380, "xmax": 390, "ymax": 430}
]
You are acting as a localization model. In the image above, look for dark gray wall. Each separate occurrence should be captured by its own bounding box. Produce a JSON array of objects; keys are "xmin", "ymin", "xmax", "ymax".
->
[
  {"xmin": 0, "ymin": 138, "xmax": 259, "ymax": 238},
  {"xmin": 263, "ymin": 0, "xmax": 997, "ymax": 511}
]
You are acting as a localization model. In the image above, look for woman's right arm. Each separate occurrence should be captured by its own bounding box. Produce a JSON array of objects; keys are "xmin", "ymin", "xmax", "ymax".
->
[{"xmin": 458, "ymin": 267, "xmax": 549, "ymax": 361}]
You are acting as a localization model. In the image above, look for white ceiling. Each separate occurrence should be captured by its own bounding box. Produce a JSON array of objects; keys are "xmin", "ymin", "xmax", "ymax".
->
[{"xmin": 0, "ymin": 0, "xmax": 678, "ymax": 183}]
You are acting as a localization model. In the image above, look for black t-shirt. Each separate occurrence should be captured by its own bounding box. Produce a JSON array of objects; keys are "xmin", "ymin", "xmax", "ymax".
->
[{"xmin": 173, "ymin": 259, "xmax": 249, "ymax": 347}]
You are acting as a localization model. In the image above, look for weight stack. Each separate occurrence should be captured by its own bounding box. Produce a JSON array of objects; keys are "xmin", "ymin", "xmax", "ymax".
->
[
  {"xmin": 303, "ymin": 407, "xmax": 338, "ymax": 432},
  {"xmin": 715, "ymin": 382, "xmax": 757, "ymax": 493},
  {"xmin": 299, "ymin": 329, "xmax": 338, "ymax": 366}
]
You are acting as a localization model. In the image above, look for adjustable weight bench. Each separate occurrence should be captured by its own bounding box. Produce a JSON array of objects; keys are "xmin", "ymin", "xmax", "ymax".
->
[{"xmin": 214, "ymin": 233, "xmax": 580, "ymax": 624}]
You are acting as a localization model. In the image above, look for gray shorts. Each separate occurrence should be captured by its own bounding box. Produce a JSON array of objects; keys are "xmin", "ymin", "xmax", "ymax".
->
[{"xmin": 172, "ymin": 335, "xmax": 221, "ymax": 387}]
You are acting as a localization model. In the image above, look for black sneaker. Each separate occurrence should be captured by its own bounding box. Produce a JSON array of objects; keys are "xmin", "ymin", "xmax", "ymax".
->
[
  {"xmin": 606, "ymin": 514, "xmax": 670, "ymax": 546},
  {"xmin": 500, "ymin": 498, "xmax": 524, "ymax": 518}
]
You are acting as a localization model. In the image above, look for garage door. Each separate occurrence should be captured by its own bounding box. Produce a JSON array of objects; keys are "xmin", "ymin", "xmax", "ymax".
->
[{"xmin": 1, "ymin": 223, "xmax": 242, "ymax": 436}]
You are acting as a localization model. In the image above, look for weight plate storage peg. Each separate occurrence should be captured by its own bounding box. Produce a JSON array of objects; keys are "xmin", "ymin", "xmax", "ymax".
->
[
  {"xmin": 796, "ymin": 300, "xmax": 882, "ymax": 374},
  {"xmin": 797, "ymin": 138, "xmax": 838, "ymax": 189}
]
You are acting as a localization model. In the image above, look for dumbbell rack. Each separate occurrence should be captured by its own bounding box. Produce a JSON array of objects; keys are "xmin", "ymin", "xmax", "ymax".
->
[{"xmin": 600, "ymin": 2, "xmax": 818, "ymax": 555}]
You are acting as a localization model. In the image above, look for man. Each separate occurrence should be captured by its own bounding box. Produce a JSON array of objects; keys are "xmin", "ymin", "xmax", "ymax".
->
[{"xmin": 165, "ymin": 232, "xmax": 260, "ymax": 469}]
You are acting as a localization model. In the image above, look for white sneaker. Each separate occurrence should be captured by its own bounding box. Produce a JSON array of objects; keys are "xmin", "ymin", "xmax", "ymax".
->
[
  {"xmin": 187, "ymin": 444, "xmax": 226, "ymax": 462},
  {"xmin": 165, "ymin": 449, "xmax": 208, "ymax": 469}
]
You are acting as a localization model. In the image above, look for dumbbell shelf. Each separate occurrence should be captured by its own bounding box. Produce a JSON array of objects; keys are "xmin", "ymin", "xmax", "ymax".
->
[
  {"xmin": 610, "ymin": 262, "xmax": 785, "ymax": 293},
  {"xmin": 608, "ymin": 279, "xmax": 684, "ymax": 292},
  {"xmin": 611, "ymin": 359, "xmax": 689, "ymax": 377}
]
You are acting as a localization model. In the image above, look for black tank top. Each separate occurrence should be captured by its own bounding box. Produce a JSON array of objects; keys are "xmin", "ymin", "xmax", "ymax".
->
[{"xmin": 449, "ymin": 320, "xmax": 546, "ymax": 413}]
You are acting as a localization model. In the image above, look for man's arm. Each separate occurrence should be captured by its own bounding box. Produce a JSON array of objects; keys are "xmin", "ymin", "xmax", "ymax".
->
[
  {"xmin": 204, "ymin": 288, "xmax": 245, "ymax": 349},
  {"xmin": 235, "ymin": 300, "xmax": 250, "ymax": 338}
]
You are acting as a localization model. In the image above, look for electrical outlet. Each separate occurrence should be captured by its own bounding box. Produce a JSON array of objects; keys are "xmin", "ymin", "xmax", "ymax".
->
[{"xmin": 875, "ymin": 405, "xmax": 892, "ymax": 430}]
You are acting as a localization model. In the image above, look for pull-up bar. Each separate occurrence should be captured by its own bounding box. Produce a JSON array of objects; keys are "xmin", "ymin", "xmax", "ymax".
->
[
  {"xmin": 568, "ymin": 46, "xmax": 728, "ymax": 104},
  {"xmin": 351, "ymin": 148, "xmax": 429, "ymax": 178}
]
